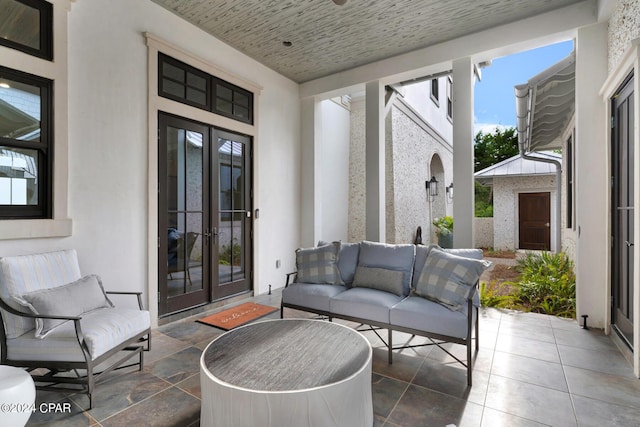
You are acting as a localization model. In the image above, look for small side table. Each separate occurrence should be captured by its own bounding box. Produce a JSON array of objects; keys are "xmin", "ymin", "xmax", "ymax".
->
[
  {"xmin": 200, "ymin": 319, "xmax": 373, "ymax": 427},
  {"xmin": 0, "ymin": 365, "xmax": 36, "ymax": 427}
]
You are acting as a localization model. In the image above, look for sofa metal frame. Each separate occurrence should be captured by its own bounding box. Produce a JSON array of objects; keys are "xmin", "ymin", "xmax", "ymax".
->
[
  {"xmin": 281, "ymin": 273, "xmax": 480, "ymax": 386},
  {"xmin": 0, "ymin": 291, "xmax": 151, "ymax": 409}
]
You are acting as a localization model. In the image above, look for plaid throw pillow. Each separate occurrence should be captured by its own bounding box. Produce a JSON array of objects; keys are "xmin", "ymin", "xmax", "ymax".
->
[
  {"xmin": 415, "ymin": 247, "xmax": 491, "ymax": 311},
  {"xmin": 295, "ymin": 242, "xmax": 344, "ymax": 285}
]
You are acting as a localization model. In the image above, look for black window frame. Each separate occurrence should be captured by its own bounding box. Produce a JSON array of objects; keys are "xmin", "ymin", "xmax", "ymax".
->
[
  {"xmin": 0, "ymin": 65, "xmax": 53, "ymax": 219},
  {"xmin": 430, "ymin": 78, "xmax": 439, "ymax": 105},
  {"xmin": 566, "ymin": 134, "xmax": 574, "ymax": 229},
  {"xmin": 446, "ymin": 76, "xmax": 453, "ymax": 122},
  {"xmin": 0, "ymin": 0, "xmax": 53, "ymax": 61},
  {"xmin": 158, "ymin": 53, "xmax": 254, "ymax": 125}
]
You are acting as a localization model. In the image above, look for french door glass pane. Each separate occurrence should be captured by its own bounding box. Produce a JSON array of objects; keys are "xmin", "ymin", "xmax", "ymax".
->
[
  {"xmin": 218, "ymin": 138, "xmax": 246, "ymax": 284},
  {"xmin": 167, "ymin": 126, "xmax": 204, "ymax": 297}
]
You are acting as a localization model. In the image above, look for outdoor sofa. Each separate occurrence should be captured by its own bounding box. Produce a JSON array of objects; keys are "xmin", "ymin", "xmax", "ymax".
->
[
  {"xmin": 0, "ymin": 249, "xmax": 151, "ymax": 408},
  {"xmin": 281, "ymin": 240, "xmax": 491, "ymax": 385}
]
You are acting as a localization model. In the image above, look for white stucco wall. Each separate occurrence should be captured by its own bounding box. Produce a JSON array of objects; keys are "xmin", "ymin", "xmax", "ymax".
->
[
  {"xmin": 492, "ymin": 175, "xmax": 557, "ymax": 251},
  {"xmin": 474, "ymin": 217, "xmax": 494, "ymax": 249},
  {"xmin": 0, "ymin": 0, "xmax": 301, "ymax": 322},
  {"xmin": 319, "ymin": 99, "xmax": 350, "ymax": 242},
  {"xmin": 402, "ymin": 79, "xmax": 453, "ymax": 143}
]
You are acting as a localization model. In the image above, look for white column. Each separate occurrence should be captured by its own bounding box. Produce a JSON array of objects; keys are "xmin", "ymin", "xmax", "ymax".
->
[
  {"xmin": 365, "ymin": 81, "xmax": 386, "ymax": 242},
  {"xmin": 574, "ymin": 22, "xmax": 608, "ymax": 331},
  {"xmin": 452, "ymin": 57, "xmax": 475, "ymax": 248},
  {"xmin": 300, "ymin": 97, "xmax": 323, "ymax": 247}
]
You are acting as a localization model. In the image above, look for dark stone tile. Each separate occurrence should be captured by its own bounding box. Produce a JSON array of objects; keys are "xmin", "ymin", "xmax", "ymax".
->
[
  {"xmin": 387, "ymin": 384, "xmax": 482, "ymax": 426},
  {"xmin": 100, "ymin": 387, "xmax": 200, "ymax": 427},
  {"xmin": 176, "ymin": 373, "xmax": 201, "ymax": 399},
  {"xmin": 412, "ymin": 358, "xmax": 488, "ymax": 405},
  {"xmin": 159, "ymin": 320, "xmax": 223, "ymax": 345},
  {"xmin": 26, "ymin": 397, "xmax": 97, "ymax": 427},
  {"xmin": 372, "ymin": 347, "xmax": 424, "ymax": 383},
  {"xmin": 145, "ymin": 346, "xmax": 203, "ymax": 384},
  {"xmin": 371, "ymin": 373, "xmax": 407, "ymax": 419},
  {"xmin": 71, "ymin": 371, "xmax": 171, "ymax": 421},
  {"xmin": 145, "ymin": 330, "xmax": 191, "ymax": 364}
]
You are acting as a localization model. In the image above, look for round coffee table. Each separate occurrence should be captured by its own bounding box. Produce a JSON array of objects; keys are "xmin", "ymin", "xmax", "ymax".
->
[{"xmin": 200, "ymin": 318, "xmax": 373, "ymax": 427}]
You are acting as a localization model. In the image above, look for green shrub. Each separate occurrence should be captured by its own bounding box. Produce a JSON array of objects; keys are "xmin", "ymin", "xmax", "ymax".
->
[
  {"xmin": 514, "ymin": 251, "xmax": 576, "ymax": 318},
  {"xmin": 480, "ymin": 281, "xmax": 520, "ymax": 308}
]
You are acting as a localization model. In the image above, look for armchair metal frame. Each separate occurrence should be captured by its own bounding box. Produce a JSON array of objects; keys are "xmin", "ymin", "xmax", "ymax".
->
[{"xmin": 0, "ymin": 291, "xmax": 151, "ymax": 409}]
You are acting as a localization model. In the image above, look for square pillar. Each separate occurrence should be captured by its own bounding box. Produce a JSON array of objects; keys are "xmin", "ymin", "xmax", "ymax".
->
[
  {"xmin": 365, "ymin": 81, "xmax": 386, "ymax": 242},
  {"xmin": 452, "ymin": 57, "xmax": 475, "ymax": 248},
  {"xmin": 300, "ymin": 97, "xmax": 323, "ymax": 247}
]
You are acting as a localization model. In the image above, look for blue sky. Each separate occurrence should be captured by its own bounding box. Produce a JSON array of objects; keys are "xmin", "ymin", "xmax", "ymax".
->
[{"xmin": 474, "ymin": 40, "xmax": 574, "ymax": 135}]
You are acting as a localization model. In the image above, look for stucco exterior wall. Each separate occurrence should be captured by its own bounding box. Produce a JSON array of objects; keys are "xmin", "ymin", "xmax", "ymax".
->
[
  {"xmin": 386, "ymin": 102, "xmax": 453, "ymax": 244},
  {"xmin": 474, "ymin": 217, "xmax": 494, "ymax": 249},
  {"xmin": 608, "ymin": 0, "xmax": 640, "ymax": 73},
  {"xmin": 348, "ymin": 98, "xmax": 366, "ymax": 242},
  {"xmin": 493, "ymin": 175, "xmax": 557, "ymax": 251}
]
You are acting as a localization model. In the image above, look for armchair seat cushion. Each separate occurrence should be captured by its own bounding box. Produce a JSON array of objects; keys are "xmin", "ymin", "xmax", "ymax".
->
[
  {"xmin": 390, "ymin": 296, "xmax": 474, "ymax": 339},
  {"xmin": 282, "ymin": 283, "xmax": 347, "ymax": 313},
  {"xmin": 7, "ymin": 308, "xmax": 150, "ymax": 362},
  {"xmin": 330, "ymin": 288, "xmax": 405, "ymax": 324}
]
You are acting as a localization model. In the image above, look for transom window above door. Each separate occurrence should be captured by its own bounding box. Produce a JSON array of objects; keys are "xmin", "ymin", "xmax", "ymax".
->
[{"xmin": 158, "ymin": 53, "xmax": 253, "ymax": 124}]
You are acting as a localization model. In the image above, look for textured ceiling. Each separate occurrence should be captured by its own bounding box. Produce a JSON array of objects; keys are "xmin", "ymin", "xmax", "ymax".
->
[{"xmin": 151, "ymin": 0, "xmax": 583, "ymax": 83}]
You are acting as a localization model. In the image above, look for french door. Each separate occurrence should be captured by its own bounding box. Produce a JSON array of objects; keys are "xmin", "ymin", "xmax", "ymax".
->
[
  {"xmin": 611, "ymin": 74, "xmax": 634, "ymax": 348},
  {"xmin": 158, "ymin": 113, "xmax": 252, "ymax": 316}
]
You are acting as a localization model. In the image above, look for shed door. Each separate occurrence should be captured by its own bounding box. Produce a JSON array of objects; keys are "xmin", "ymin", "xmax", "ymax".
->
[{"xmin": 518, "ymin": 192, "xmax": 551, "ymax": 250}]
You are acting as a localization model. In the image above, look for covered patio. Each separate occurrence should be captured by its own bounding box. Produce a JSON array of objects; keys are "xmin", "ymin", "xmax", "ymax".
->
[
  {"xmin": 25, "ymin": 291, "xmax": 640, "ymax": 426},
  {"xmin": 1, "ymin": 0, "xmax": 640, "ymax": 424}
]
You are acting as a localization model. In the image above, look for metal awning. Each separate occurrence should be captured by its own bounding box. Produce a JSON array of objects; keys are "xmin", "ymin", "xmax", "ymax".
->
[{"xmin": 515, "ymin": 51, "xmax": 575, "ymax": 152}]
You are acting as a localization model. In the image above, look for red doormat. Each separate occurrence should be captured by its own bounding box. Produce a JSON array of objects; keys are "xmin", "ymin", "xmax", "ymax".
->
[{"xmin": 197, "ymin": 302, "xmax": 279, "ymax": 331}]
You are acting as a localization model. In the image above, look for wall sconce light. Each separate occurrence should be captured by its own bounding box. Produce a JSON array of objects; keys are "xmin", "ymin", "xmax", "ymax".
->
[
  {"xmin": 446, "ymin": 183, "xmax": 454, "ymax": 199},
  {"xmin": 425, "ymin": 176, "xmax": 438, "ymax": 197}
]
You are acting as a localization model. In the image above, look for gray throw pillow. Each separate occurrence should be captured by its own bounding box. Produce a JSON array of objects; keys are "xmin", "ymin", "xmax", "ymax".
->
[
  {"xmin": 352, "ymin": 266, "xmax": 405, "ymax": 296},
  {"xmin": 14, "ymin": 274, "xmax": 114, "ymax": 338},
  {"xmin": 358, "ymin": 241, "xmax": 415, "ymax": 296},
  {"xmin": 295, "ymin": 242, "xmax": 344, "ymax": 285},
  {"xmin": 414, "ymin": 247, "xmax": 491, "ymax": 311}
]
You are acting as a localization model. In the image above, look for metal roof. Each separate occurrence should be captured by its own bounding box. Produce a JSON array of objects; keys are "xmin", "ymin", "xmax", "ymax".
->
[
  {"xmin": 515, "ymin": 51, "xmax": 575, "ymax": 152},
  {"xmin": 474, "ymin": 151, "xmax": 562, "ymax": 184}
]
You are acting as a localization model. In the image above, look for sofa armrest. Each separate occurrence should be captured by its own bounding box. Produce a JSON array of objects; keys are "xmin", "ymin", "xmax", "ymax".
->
[
  {"xmin": 285, "ymin": 272, "xmax": 297, "ymax": 287},
  {"xmin": 106, "ymin": 291, "xmax": 144, "ymax": 310}
]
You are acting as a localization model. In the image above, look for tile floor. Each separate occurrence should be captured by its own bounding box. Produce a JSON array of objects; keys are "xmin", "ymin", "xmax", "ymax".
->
[{"xmin": 25, "ymin": 290, "xmax": 640, "ymax": 426}]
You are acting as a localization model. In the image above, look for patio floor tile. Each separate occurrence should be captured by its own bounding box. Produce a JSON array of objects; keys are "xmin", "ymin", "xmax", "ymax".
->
[{"xmin": 25, "ymin": 295, "xmax": 638, "ymax": 427}]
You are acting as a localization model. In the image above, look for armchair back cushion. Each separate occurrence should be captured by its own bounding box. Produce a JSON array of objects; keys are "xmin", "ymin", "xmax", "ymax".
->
[{"xmin": 0, "ymin": 250, "xmax": 82, "ymax": 339}]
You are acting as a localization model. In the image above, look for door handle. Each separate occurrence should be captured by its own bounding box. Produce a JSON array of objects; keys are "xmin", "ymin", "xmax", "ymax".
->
[
  {"xmin": 545, "ymin": 223, "xmax": 550, "ymax": 227},
  {"xmin": 625, "ymin": 240, "xmax": 634, "ymax": 247}
]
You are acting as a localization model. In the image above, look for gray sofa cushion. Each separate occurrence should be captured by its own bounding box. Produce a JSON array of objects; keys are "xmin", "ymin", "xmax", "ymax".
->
[
  {"xmin": 390, "ymin": 296, "xmax": 474, "ymax": 339},
  {"xmin": 282, "ymin": 283, "xmax": 348, "ymax": 313},
  {"xmin": 14, "ymin": 274, "xmax": 114, "ymax": 338},
  {"xmin": 295, "ymin": 242, "xmax": 343, "ymax": 285},
  {"xmin": 330, "ymin": 288, "xmax": 405, "ymax": 324},
  {"xmin": 358, "ymin": 241, "xmax": 415, "ymax": 296},
  {"xmin": 352, "ymin": 266, "xmax": 405, "ymax": 296},
  {"xmin": 414, "ymin": 247, "xmax": 491, "ymax": 311},
  {"xmin": 318, "ymin": 241, "xmax": 361, "ymax": 286}
]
